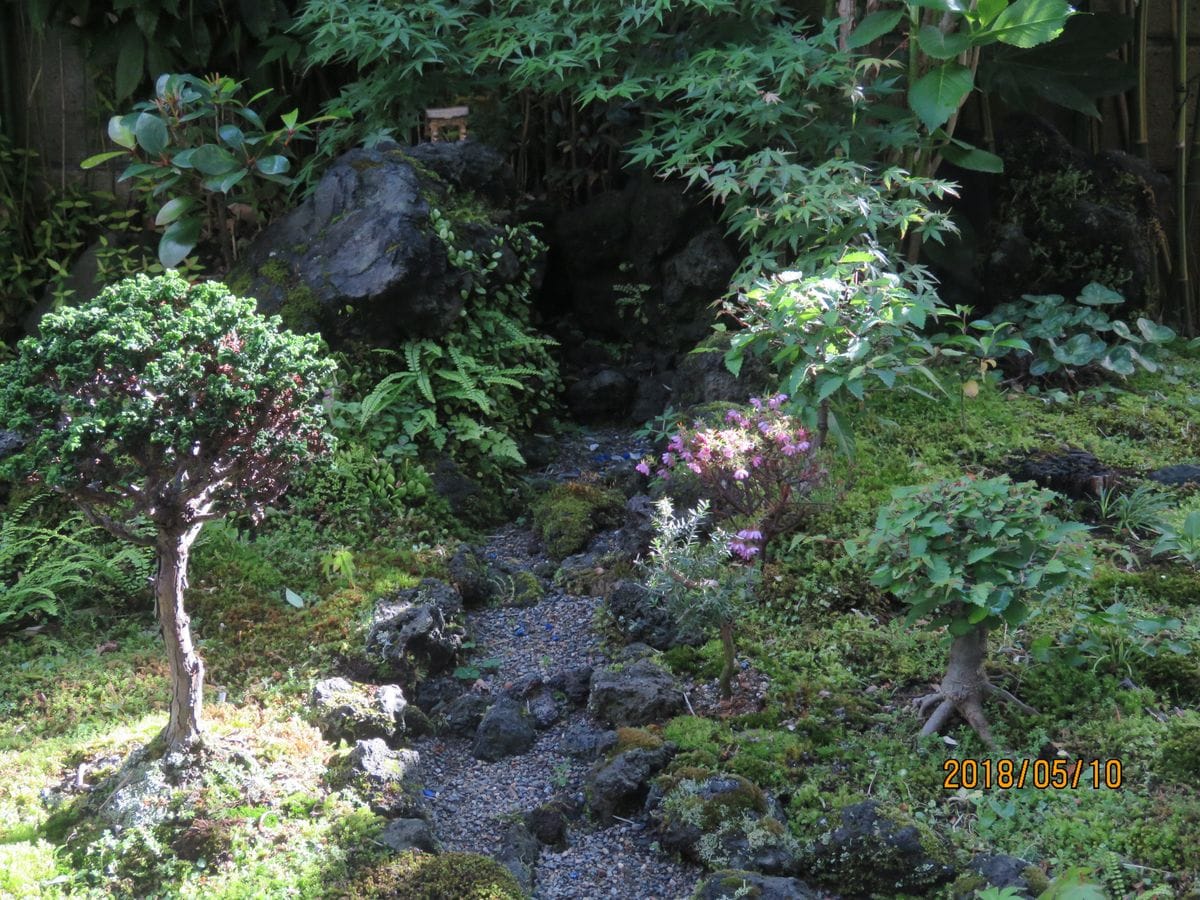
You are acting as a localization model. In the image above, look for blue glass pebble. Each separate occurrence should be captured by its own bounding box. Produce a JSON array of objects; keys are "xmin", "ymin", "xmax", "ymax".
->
[
  {"xmin": 514, "ymin": 626, "xmax": 526, "ymax": 637},
  {"xmin": 422, "ymin": 789, "xmax": 437, "ymax": 798}
]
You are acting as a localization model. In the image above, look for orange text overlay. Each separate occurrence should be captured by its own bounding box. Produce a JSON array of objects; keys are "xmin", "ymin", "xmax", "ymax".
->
[{"xmin": 942, "ymin": 758, "xmax": 1124, "ymax": 791}]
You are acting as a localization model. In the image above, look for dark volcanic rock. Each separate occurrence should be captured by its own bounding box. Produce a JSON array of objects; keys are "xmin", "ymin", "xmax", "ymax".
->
[
  {"xmin": 235, "ymin": 142, "xmax": 527, "ymax": 346},
  {"xmin": 1009, "ymin": 448, "xmax": 1117, "ymax": 499},
  {"xmin": 1149, "ymin": 464, "xmax": 1200, "ymax": 487},
  {"xmin": 588, "ymin": 657, "xmax": 684, "ymax": 727},
  {"xmin": 966, "ymin": 854, "xmax": 1042, "ymax": 897},
  {"xmin": 471, "ymin": 697, "xmax": 536, "ymax": 761},
  {"xmin": 495, "ymin": 820, "xmax": 541, "ymax": 894},
  {"xmin": 606, "ymin": 580, "xmax": 702, "ymax": 650},
  {"xmin": 330, "ymin": 738, "xmax": 422, "ymax": 818},
  {"xmin": 440, "ymin": 693, "xmax": 493, "ymax": 738},
  {"xmin": 802, "ymin": 801, "xmax": 956, "ymax": 897},
  {"xmin": 309, "ymin": 677, "xmax": 407, "ymax": 744},
  {"xmin": 566, "ymin": 368, "xmax": 636, "ymax": 422},
  {"xmin": 366, "ymin": 579, "xmax": 465, "ymax": 681},
  {"xmin": 586, "ymin": 743, "xmax": 675, "ymax": 821},
  {"xmin": 380, "ymin": 817, "xmax": 441, "ymax": 854},
  {"xmin": 560, "ymin": 720, "xmax": 618, "ymax": 760}
]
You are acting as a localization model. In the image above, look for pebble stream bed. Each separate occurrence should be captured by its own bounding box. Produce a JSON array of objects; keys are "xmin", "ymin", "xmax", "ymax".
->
[{"xmin": 412, "ymin": 431, "xmax": 701, "ymax": 898}]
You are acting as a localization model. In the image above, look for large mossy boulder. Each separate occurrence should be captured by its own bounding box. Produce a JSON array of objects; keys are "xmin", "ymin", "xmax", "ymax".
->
[
  {"xmin": 530, "ymin": 481, "xmax": 626, "ymax": 560},
  {"xmin": 233, "ymin": 141, "xmax": 530, "ymax": 346},
  {"xmin": 653, "ymin": 773, "xmax": 798, "ymax": 875},
  {"xmin": 800, "ymin": 801, "xmax": 956, "ymax": 897},
  {"xmin": 309, "ymin": 677, "xmax": 408, "ymax": 745}
]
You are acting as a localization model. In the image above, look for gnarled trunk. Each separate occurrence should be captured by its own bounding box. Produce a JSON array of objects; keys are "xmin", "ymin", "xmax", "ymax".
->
[
  {"xmin": 914, "ymin": 626, "xmax": 1036, "ymax": 749},
  {"xmin": 156, "ymin": 530, "xmax": 204, "ymax": 752}
]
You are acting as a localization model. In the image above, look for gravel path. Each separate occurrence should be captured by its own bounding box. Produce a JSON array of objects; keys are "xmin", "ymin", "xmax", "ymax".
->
[{"xmin": 411, "ymin": 429, "xmax": 701, "ymax": 899}]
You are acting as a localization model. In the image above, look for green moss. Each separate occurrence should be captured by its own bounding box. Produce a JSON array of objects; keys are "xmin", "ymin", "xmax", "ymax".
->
[
  {"xmin": 1090, "ymin": 564, "xmax": 1200, "ymax": 609},
  {"xmin": 508, "ymin": 570, "xmax": 544, "ymax": 607},
  {"xmin": 339, "ymin": 850, "xmax": 525, "ymax": 899},
  {"xmin": 659, "ymin": 774, "xmax": 767, "ymax": 832},
  {"xmin": 1158, "ymin": 712, "xmax": 1200, "ymax": 782},
  {"xmin": 530, "ymin": 482, "xmax": 625, "ymax": 559},
  {"xmin": 614, "ymin": 726, "xmax": 664, "ymax": 753},
  {"xmin": 1023, "ymin": 865, "xmax": 1051, "ymax": 895},
  {"xmin": 663, "ymin": 715, "xmax": 721, "ymax": 755},
  {"xmin": 349, "ymin": 157, "xmax": 385, "ymax": 174},
  {"xmin": 1135, "ymin": 651, "xmax": 1200, "ymax": 702}
]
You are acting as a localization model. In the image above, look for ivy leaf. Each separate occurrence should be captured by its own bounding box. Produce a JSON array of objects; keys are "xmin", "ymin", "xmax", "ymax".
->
[
  {"xmin": 986, "ymin": 0, "xmax": 1072, "ymax": 48},
  {"xmin": 846, "ymin": 9, "xmax": 904, "ymax": 49},
  {"xmin": 1136, "ymin": 317, "xmax": 1176, "ymax": 343},
  {"xmin": 909, "ymin": 63, "xmax": 974, "ymax": 131}
]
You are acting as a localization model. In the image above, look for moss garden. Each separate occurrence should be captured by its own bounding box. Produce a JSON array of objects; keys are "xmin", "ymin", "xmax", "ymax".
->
[{"xmin": 4, "ymin": 2, "xmax": 1200, "ymax": 899}]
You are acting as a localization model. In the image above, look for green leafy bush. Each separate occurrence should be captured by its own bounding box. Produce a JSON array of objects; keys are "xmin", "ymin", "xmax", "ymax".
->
[
  {"xmin": 986, "ymin": 283, "xmax": 1176, "ymax": 386},
  {"xmin": 83, "ymin": 73, "xmax": 330, "ymax": 269},
  {"xmin": 1, "ymin": 138, "xmax": 160, "ymax": 341},
  {"xmin": 847, "ymin": 475, "xmax": 1092, "ymax": 745},
  {"xmin": 727, "ymin": 254, "xmax": 947, "ymax": 453}
]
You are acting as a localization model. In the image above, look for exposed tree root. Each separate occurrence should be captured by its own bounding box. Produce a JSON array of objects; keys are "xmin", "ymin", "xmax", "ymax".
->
[{"xmin": 913, "ymin": 628, "xmax": 1037, "ymax": 749}]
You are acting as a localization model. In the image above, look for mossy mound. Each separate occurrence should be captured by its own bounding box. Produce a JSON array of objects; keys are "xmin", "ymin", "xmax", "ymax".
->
[
  {"xmin": 1135, "ymin": 651, "xmax": 1200, "ymax": 703},
  {"xmin": 338, "ymin": 850, "xmax": 525, "ymax": 899},
  {"xmin": 1158, "ymin": 712, "xmax": 1200, "ymax": 782},
  {"xmin": 530, "ymin": 482, "xmax": 625, "ymax": 559},
  {"xmin": 615, "ymin": 726, "xmax": 665, "ymax": 753}
]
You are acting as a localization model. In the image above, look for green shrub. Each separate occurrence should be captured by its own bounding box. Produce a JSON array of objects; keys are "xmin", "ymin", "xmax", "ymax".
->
[
  {"xmin": 848, "ymin": 475, "xmax": 1092, "ymax": 746},
  {"xmin": 83, "ymin": 74, "xmax": 329, "ymax": 269},
  {"xmin": 986, "ymin": 283, "xmax": 1175, "ymax": 387},
  {"xmin": 0, "ymin": 272, "xmax": 335, "ymax": 752}
]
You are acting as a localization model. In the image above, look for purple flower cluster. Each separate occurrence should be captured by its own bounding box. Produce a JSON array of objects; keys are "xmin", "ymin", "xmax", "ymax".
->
[
  {"xmin": 634, "ymin": 394, "xmax": 824, "ymax": 558},
  {"xmin": 729, "ymin": 529, "xmax": 763, "ymax": 560}
]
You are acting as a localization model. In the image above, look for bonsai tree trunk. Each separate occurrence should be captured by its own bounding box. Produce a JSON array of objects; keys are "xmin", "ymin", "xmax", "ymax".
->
[
  {"xmin": 718, "ymin": 619, "xmax": 737, "ymax": 700},
  {"xmin": 914, "ymin": 627, "xmax": 1036, "ymax": 749},
  {"xmin": 155, "ymin": 527, "xmax": 205, "ymax": 752}
]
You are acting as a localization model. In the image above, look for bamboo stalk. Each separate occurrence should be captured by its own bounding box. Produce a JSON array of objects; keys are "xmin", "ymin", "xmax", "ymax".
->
[
  {"xmin": 1135, "ymin": 0, "xmax": 1151, "ymax": 161},
  {"xmin": 1173, "ymin": 0, "xmax": 1193, "ymax": 335}
]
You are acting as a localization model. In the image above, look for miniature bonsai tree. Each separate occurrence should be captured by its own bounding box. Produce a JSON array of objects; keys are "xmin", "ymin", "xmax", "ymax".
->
[
  {"xmin": 0, "ymin": 272, "xmax": 334, "ymax": 753},
  {"xmin": 643, "ymin": 498, "xmax": 759, "ymax": 699},
  {"xmin": 848, "ymin": 475, "xmax": 1092, "ymax": 747}
]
